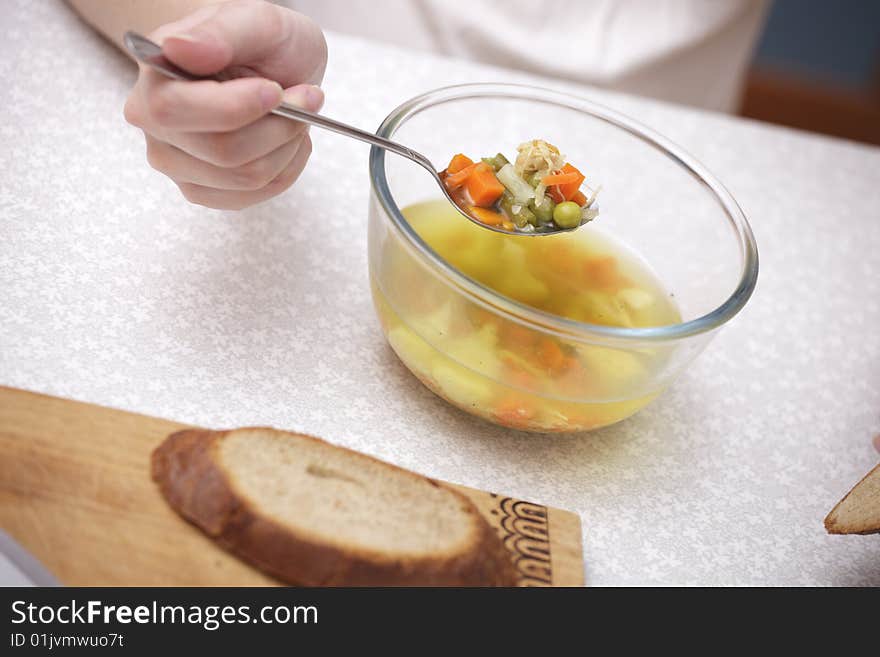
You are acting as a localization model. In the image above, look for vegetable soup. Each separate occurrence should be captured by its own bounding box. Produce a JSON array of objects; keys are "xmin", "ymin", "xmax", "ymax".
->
[
  {"xmin": 372, "ymin": 199, "xmax": 682, "ymax": 432},
  {"xmin": 439, "ymin": 139, "xmax": 599, "ymax": 233}
]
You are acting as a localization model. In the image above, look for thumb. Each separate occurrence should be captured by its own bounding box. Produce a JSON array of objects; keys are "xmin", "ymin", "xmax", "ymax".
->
[
  {"xmin": 283, "ymin": 84, "xmax": 325, "ymax": 113},
  {"xmin": 157, "ymin": 1, "xmax": 326, "ymax": 86}
]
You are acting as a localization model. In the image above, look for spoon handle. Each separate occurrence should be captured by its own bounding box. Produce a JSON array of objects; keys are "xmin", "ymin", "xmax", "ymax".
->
[
  {"xmin": 269, "ymin": 102, "xmax": 431, "ymax": 170},
  {"xmin": 122, "ymin": 31, "xmax": 435, "ymax": 173}
]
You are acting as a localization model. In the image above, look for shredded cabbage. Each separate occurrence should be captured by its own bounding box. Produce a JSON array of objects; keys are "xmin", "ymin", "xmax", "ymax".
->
[
  {"xmin": 581, "ymin": 207, "xmax": 599, "ymax": 223},
  {"xmin": 534, "ymin": 182, "xmax": 547, "ymax": 206},
  {"xmin": 583, "ymin": 184, "xmax": 602, "ymax": 208},
  {"xmin": 514, "ymin": 139, "xmax": 565, "ymax": 180},
  {"xmin": 514, "ymin": 139, "xmax": 566, "ymax": 208},
  {"xmin": 496, "ymin": 163, "xmax": 535, "ymax": 204}
]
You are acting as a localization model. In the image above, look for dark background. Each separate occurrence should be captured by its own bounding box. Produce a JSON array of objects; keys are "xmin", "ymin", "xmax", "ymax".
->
[{"xmin": 742, "ymin": 0, "xmax": 880, "ymax": 144}]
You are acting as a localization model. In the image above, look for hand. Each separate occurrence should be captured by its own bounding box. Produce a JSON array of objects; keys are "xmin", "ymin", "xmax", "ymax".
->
[{"xmin": 123, "ymin": 0, "xmax": 327, "ymax": 210}]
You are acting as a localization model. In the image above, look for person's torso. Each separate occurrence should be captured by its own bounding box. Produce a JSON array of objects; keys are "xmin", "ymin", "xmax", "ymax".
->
[{"xmin": 284, "ymin": 0, "xmax": 769, "ymax": 112}]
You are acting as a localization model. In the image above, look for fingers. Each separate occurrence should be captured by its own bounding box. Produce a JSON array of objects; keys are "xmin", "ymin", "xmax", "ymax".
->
[
  {"xmin": 159, "ymin": 1, "xmax": 327, "ymax": 86},
  {"xmin": 172, "ymin": 115, "xmax": 307, "ymax": 167},
  {"xmin": 134, "ymin": 71, "xmax": 282, "ymax": 133},
  {"xmin": 125, "ymin": 69, "xmax": 324, "ymax": 140},
  {"xmin": 160, "ymin": 0, "xmax": 282, "ymax": 74},
  {"xmin": 146, "ymin": 133, "xmax": 305, "ymax": 191},
  {"xmin": 177, "ymin": 134, "xmax": 312, "ymax": 210},
  {"xmin": 170, "ymin": 85, "xmax": 323, "ymax": 166}
]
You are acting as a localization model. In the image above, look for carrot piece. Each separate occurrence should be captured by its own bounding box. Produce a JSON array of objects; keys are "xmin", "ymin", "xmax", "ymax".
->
[
  {"xmin": 468, "ymin": 205, "xmax": 505, "ymax": 226},
  {"xmin": 583, "ymin": 255, "xmax": 621, "ymax": 290},
  {"xmin": 536, "ymin": 338, "xmax": 565, "ymax": 372},
  {"xmin": 443, "ymin": 162, "xmax": 478, "ymax": 190},
  {"xmin": 541, "ymin": 171, "xmax": 580, "ymax": 186},
  {"xmin": 447, "ymin": 153, "xmax": 474, "ymax": 174},
  {"xmin": 559, "ymin": 163, "xmax": 585, "ymax": 200},
  {"xmin": 465, "ymin": 162, "xmax": 505, "ymax": 207},
  {"xmin": 547, "ymin": 186, "xmax": 565, "ymax": 203},
  {"xmin": 551, "ymin": 163, "xmax": 585, "ymax": 202},
  {"xmin": 500, "ymin": 323, "xmax": 536, "ymax": 350},
  {"xmin": 560, "ymin": 355, "xmax": 581, "ymax": 374},
  {"xmin": 492, "ymin": 396, "xmax": 537, "ymax": 429},
  {"xmin": 571, "ymin": 190, "xmax": 587, "ymax": 206}
]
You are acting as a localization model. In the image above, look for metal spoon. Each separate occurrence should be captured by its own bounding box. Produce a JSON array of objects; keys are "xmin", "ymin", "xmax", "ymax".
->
[{"xmin": 123, "ymin": 31, "xmax": 593, "ymax": 235}]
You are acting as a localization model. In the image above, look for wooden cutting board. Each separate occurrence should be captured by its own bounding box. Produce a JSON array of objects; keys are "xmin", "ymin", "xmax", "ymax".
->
[{"xmin": 0, "ymin": 387, "xmax": 584, "ymax": 586}]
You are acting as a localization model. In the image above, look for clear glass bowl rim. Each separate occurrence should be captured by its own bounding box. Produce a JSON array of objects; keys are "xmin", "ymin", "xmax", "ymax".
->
[{"xmin": 369, "ymin": 83, "xmax": 759, "ymax": 343}]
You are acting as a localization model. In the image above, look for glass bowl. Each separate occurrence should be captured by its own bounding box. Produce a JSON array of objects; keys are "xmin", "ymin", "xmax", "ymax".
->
[{"xmin": 368, "ymin": 83, "xmax": 758, "ymax": 433}]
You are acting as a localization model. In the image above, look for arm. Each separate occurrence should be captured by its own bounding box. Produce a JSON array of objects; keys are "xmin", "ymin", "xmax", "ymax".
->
[{"xmin": 66, "ymin": 0, "xmax": 214, "ymax": 51}]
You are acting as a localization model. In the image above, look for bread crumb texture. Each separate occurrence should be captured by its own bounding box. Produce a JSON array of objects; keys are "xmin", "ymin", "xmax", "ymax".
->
[{"xmin": 218, "ymin": 429, "xmax": 480, "ymax": 556}]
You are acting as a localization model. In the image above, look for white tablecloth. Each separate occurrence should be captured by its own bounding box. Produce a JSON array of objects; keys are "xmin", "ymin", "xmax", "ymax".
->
[{"xmin": 2, "ymin": 0, "xmax": 879, "ymax": 586}]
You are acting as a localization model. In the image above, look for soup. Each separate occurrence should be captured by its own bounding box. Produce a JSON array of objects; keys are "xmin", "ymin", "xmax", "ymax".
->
[{"xmin": 372, "ymin": 200, "xmax": 681, "ymax": 432}]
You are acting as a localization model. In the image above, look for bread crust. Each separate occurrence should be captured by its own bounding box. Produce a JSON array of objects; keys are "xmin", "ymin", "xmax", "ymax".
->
[
  {"xmin": 824, "ymin": 462, "xmax": 880, "ymax": 535},
  {"xmin": 151, "ymin": 428, "xmax": 517, "ymax": 586}
]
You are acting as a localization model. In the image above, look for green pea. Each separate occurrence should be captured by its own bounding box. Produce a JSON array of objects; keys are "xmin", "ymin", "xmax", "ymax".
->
[
  {"xmin": 529, "ymin": 196, "xmax": 556, "ymax": 225},
  {"xmin": 553, "ymin": 201, "xmax": 582, "ymax": 229}
]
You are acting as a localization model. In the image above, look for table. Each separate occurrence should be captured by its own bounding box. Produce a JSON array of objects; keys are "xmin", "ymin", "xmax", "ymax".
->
[{"xmin": 2, "ymin": 1, "xmax": 879, "ymax": 586}]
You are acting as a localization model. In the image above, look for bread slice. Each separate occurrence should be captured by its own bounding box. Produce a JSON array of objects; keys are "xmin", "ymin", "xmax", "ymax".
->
[
  {"xmin": 825, "ymin": 462, "xmax": 880, "ymax": 535},
  {"xmin": 151, "ymin": 428, "xmax": 517, "ymax": 586}
]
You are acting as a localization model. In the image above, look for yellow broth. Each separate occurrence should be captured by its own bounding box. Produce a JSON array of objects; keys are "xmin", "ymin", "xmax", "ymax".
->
[{"xmin": 372, "ymin": 200, "xmax": 682, "ymax": 432}]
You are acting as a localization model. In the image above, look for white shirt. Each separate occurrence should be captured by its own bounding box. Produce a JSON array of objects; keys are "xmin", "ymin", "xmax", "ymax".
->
[{"xmin": 285, "ymin": 0, "xmax": 769, "ymax": 113}]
